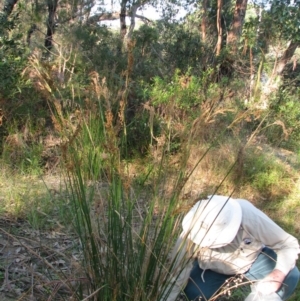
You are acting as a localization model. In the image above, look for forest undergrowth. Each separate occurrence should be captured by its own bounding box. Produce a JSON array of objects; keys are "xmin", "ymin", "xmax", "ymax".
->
[
  {"xmin": 1, "ymin": 64, "xmax": 300, "ymax": 300},
  {"xmin": 0, "ymin": 116, "xmax": 300, "ymax": 301},
  {"xmin": 1, "ymin": 2, "xmax": 300, "ymax": 298}
]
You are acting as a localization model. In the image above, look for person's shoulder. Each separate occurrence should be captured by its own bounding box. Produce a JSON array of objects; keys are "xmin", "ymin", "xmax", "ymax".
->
[
  {"xmin": 234, "ymin": 198, "xmax": 261, "ymax": 224},
  {"xmin": 235, "ymin": 198, "xmax": 275, "ymax": 228},
  {"xmin": 235, "ymin": 198, "xmax": 256, "ymax": 211}
]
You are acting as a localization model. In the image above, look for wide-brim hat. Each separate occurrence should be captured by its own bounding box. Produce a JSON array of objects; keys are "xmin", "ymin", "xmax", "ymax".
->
[{"xmin": 182, "ymin": 195, "xmax": 242, "ymax": 248}]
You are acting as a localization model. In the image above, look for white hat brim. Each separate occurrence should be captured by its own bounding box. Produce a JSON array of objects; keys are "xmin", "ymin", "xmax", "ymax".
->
[{"xmin": 182, "ymin": 195, "xmax": 242, "ymax": 248}]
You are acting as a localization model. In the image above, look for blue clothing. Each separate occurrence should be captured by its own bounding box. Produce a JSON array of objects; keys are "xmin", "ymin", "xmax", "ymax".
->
[{"xmin": 183, "ymin": 247, "xmax": 299, "ymax": 300}]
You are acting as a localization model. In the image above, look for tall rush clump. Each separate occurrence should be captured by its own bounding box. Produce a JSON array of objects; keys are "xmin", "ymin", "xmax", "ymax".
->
[{"xmin": 63, "ymin": 62, "xmax": 187, "ymax": 300}]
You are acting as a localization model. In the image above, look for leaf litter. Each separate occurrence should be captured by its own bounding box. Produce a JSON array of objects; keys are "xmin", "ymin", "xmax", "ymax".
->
[{"xmin": 0, "ymin": 217, "xmax": 84, "ymax": 301}]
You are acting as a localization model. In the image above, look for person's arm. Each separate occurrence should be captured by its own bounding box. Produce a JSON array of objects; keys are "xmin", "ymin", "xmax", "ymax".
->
[
  {"xmin": 256, "ymin": 269, "xmax": 286, "ymax": 294},
  {"xmin": 239, "ymin": 199, "xmax": 300, "ymax": 294},
  {"xmin": 161, "ymin": 231, "xmax": 194, "ymax": 301}
]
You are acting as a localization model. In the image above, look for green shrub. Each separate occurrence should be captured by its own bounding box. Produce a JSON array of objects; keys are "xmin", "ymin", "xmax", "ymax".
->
[
  {"xmin": 122, "ymin": 110, "xmax": 157, "ymax": 157},
  {"xmin": 265, "ymin": 87, "xmax": 300, "ymax": 150},
  {"xmin": 238, "ymin": 147, "xmax": 294, "ymax": 199},
  {"xmin": 2, "ymin": 133, "xmax": 44, "ymax": 175},
  {"xmin": 149, "ymin": 69, "xmax": 204, "ymax": 110}
]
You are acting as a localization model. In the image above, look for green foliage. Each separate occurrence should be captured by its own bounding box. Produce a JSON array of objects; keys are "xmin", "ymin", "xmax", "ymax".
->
[
  {"xmin": 241, "ymin": 15, "xmax": 260, "ymax": 50},
  {"xmin": 131, "ymin": 25, "xmax": 161, "ymax": 79},
  {"xmin": 122, "ymin": 110, "xmax": 156, "ymax": 157},
  {"xmin": 3, "ymin": 142, "xmax": 43, "ymax": 175},
  {"xmin": 1, "ymin": 0, "xmax": 300, "ymax": 300},
  {"xmin": 253, "ymin": 167, "xmax": 286, "ymax": 191},
  {"xmin": 65, "ymin": 105, "xmax": 108, "ymax": 180},
  {"xmin": 0, "ymin": 11, "xmax": 28, "ymax": 99},
  {"xmin": 133, "ymin": 24, "xmax": 159, "ymax": 51},
  {"xmin": 0, "ymin": 168, "xmax": 66, "ymax": 228},
  {"xmin": 265, "ymin": 87, "xmax": 300, "ymax": 150},
  {"xmin": 71, "ymin": 24, "xmax": 127, "ymax": 75},
  {"xmin": 149, "ymin": 69, "xmax": 204, "ymax": 110},
  {"xmin": 269, "ymin": 0, "xmax": 300, "ymax": 42},
  {"xmin": 1, "ymin": 130, "xmax": 44, "ymax": 175},
  {"xmin": 239, "ymin": 147, "xmax": 294, "ymax": 199},
  {"xmin": 0, "ymin": 6, "xmax": 35, "ymax": 156},
  {"xmin": 155, "ymin": 21, "xmax": 204, "ymax": 72}
]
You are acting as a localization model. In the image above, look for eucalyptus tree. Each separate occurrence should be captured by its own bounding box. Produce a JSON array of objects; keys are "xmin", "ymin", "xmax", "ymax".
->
[
  {"xmin": 226, "ymin": 0, "xmax": 248, "ymax": 53},
  {"xmin": 0, "ymin": 0, "xmax": 100, "ymax": 53},
  {"xmin": 43, "ymin": 0, "xmax": 98, "ymax": 53},
  {"xmin": 90, "ymin": 0, "xmax": 160, "ymax": 48},
  {"xmin": 249, "ymin": 0, "xmax": 300, "ymax": 100},
  {"xmin": 178, "ymin": 0, "xmax": 248, "ymax": 55},
  {"xmin": 267, "ymin": 0, "xmax": 300, "ymax": 76},
  {"xmin": 45, "ymin": 0, "xmax": 58, "ymax": 53}
]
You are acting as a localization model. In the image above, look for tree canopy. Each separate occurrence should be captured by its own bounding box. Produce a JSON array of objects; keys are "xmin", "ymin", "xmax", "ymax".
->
[{"xmin": 0, "ymin": 0, "xmax": 299, "ymax": 159}]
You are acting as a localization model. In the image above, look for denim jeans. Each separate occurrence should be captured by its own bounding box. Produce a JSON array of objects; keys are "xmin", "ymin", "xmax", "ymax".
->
[{"xmin": 183, "ymin": 247, "xmax": 300, "ymax": 300}]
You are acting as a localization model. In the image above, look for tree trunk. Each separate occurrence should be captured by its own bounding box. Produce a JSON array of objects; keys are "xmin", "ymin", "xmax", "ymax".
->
[
  {"xmin": 3, "ymin": 0, "xmax": 18, "ymax": 16},
  {"xmin": 259, "ymin": 41, "xmax": 299, "ymax": 107},
  {"xmin": 120, "ymin": 0, "xmax": 127, "ymax": 40},
  {"xmin": 45, "ymin": 0, "xmax": 58, "ymax": 53},
  {"xmin": 127, "ymin": 5, "xmax": 138, "ymax": 40},
  {"xmin": 120, "ymin": 0, "xmax": 150, "ymax": 49},
  {"xmin": 215, "ymin": 0, "xmax": 223, "ymax": 56},
  {"xmin": 273, "ymin": 41, "xmax": 299, "ymax": 76},
  {"xmin": 226, "ymin": 0, "xmax": 248, "ymax": 53},
  {"xmin": 201, "ymin": 0, "xmax": 208, "ymax": 42},
  {"xmin": 27, "ymin": 24, "xmax": 37, "ymax": 46}
]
